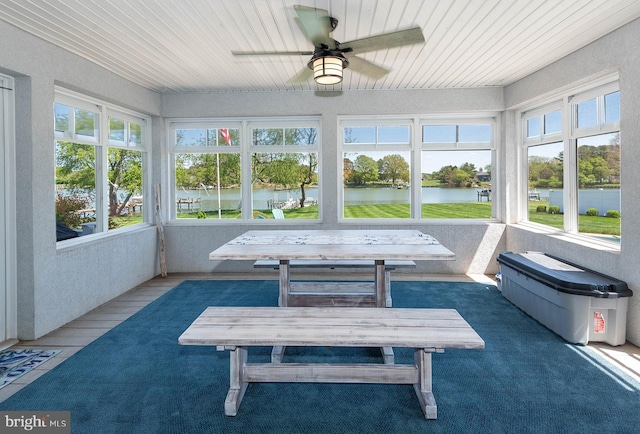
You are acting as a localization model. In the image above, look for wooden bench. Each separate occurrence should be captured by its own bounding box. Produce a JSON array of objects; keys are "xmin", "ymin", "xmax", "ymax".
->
[
  {"xmin": 178, "ymin": 306, "xmax": 484, "ymax": 419},
  {"xmin": 253, "ymin": 259, "xmax": 416, "ymax": 308}
]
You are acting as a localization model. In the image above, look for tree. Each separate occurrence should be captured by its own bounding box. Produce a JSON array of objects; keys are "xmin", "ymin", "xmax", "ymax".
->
[
  {"xmin": 251, "ymin": 127, "xmax": 318, "ymax": 207},
  {"xmin": 432, "ymin": 164, "xmax": 474, "ymax": 187},
  {"xmin": 56, "ymin": 141, "xmax": 143, "ymax": 218},
  {"xmin": 459, "ymin": 162, "xmax": 477, "ymax": 178},
  {"xmin": 350, "ymin": 155, "xmax": 379, "ymax": 185},
  {"xmin": 108, "ymin": 149, "xmax": 142, "ymax": 216},
  {"xmin": 605, "ymin": 133, "xmax": 620, "ymax": 183},
  {"xmin": 377, "ymin": 154, "xmax": 410, "ymax": 187},
  {"xmin": 528, "ymin": 154, "xmax": 563, "ymax": 188},
  {"xmin": 343, "ymin": 158, "xmax": 354, "ymax": 183},
  {"xmin": 55, "ymin": 142, "xmax": 95, "ymax": 189},
  {"xmin": 578, "ymin": 140, "xmax": 619, "ymax": 186}
]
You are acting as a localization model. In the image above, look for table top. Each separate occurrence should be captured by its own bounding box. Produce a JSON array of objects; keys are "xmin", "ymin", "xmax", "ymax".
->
[
  {"xmin": 209, "ymin": 230, "xmax": 456, "ymax": 261},
  {"xmin": 178, "ymin": 306, "xmax": 484, "ymax": 349}
]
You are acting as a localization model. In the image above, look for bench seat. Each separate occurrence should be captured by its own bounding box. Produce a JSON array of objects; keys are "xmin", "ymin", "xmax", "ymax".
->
[
  {"xmin": 253, "ymin": 259, "xmax": 417, "ymax": 269},
  {"xmin": 179, "ymin": 306, "xmax": 484, "ymax": 419}
]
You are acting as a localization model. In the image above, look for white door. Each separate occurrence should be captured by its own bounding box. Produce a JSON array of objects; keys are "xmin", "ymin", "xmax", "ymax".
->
[{"xmin": 0, "ymin": 73, "xmax": 17, "ymax": 347}]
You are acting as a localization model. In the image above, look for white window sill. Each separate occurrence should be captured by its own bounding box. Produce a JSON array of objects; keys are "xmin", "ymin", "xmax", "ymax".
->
[{"xmin": 513, "ymin": 222, "xmax": 620, "ymax": 253}]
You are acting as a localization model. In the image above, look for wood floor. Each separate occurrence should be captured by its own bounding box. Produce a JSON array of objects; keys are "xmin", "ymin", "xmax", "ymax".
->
[{"xmin": 1, "ymin": 272, "xmax": 639, "ymax": 404}]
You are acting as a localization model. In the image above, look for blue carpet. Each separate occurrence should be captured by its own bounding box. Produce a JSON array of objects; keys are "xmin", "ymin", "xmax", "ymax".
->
[{"xmin": 1, "ymin": 280, "xmax": 639, "ymax": 433}]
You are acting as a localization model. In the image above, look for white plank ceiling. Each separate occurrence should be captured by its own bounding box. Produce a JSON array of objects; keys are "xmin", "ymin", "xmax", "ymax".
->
[{"xmin": 1, "ymin": 0, "xmax": 639, "ymax": 93}]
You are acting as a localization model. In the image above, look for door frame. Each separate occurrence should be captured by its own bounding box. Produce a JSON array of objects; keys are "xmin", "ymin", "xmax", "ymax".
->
[{"xmin": 1, "ymin": 73, "xmax": 17, "ymax": 348}]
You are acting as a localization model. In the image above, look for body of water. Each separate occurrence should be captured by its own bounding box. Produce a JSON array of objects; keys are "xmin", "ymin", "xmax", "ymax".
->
[{"xmin": 177, "ymin": 186, "xmax": 489, "ymax": 211}]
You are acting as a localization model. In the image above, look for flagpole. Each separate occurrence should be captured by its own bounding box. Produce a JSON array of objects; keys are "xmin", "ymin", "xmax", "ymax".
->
[{"xmin": 216, "ymin": 153, "xmax": 222, "ymax": 219}]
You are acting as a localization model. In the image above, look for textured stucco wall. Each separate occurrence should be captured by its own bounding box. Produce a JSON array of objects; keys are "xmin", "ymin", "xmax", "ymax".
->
[
  {"xmin": 0, "ymin": 20, "xmax": 162, "ymax": 339},
  {"xmin": 161, "ymin": 87, "xmax": 506, "ymax": 276},
  {"xmin": 503, "ymin": 18, "xmax": 640, "ymax": 346}
]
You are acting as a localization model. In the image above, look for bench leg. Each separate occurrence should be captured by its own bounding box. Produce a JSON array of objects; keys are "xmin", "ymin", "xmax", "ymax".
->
[
  {"xmin": 271, "ymin": 345, "xmax": 285, "ymax": 363},
  {"xmin": 380, "ymin": 346, "xmax": 394, "ymax": 364},
  {"xmin": 273, "ymin": 260, "xmax": 291, "ymax": 363},
  {"xmin": 225, "ymin": 347, "xmax": 248, "ymax": 416},
  {"xmin": 414, "ymin": 348, "xmax": 438, "ymax": 419}
]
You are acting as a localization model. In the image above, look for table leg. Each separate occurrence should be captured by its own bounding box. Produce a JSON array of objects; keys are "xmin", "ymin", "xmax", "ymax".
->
[
  {"xmin": 374, "ymin": 260, "xmax": 386, "ymax": 308},
  {"xmin": 413, "ymin": 348, "xmax": 440, "ymax": 419},
  {"xmin": 225, "ymin": 347, "xmax": 248, "ymax": 416},
  {"xmin": 375, "ymin": 260, "xmax": 395, "ymax": 364},
  {"xmin": 278, "ymin": 260, "xmax": 290, "ymax": 307},
  {"xmin": 273, "ymin": 260, "xmax": 290, "ymax": 363},
  {"xmin": 385, "ymin": 269, "xmax": 392, "ymax": 307}
]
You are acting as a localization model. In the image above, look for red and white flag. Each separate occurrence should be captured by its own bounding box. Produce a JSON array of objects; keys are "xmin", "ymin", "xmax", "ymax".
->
[{"xmin": 220, "ymin": 128, "xmax": 231, "ymax": 146}]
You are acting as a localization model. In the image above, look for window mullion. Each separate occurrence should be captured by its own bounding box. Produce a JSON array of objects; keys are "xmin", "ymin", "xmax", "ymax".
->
[
  {"xmin": 94, "ymin": 144, "xmax": 106, "ymax": 233},
  {"xmin": 411, "ymin": 119, "xmax": 421, "ymax": 219},
  {"xmin": 564, "ymin": 136, "xmax": 578, "ymax": 233},
  {"xmin": 97, "ymin": 108, "xmax": 109, "ymax": 233}
]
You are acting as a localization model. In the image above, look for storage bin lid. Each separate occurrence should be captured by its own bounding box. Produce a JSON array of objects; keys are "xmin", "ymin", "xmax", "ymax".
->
[{"xmin": 497, "ymin": 251, "xmax": 632, "ymax": 298}]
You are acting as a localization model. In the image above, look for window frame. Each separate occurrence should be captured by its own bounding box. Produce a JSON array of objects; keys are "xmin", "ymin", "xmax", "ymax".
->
[
  {"xmin": 54, "ymin": 87, "xmax": 151, "ymax": 243},
  {"xmin": 518, "ymin": 75, "xmax": 620, "ymax": 246},
  {"xmin": 339, "ymin": 115, "xmax": 497, "ymax": 221},
  {"xmin": 168, "ymin": 116, "xmax": 322, "ymax": 222}
]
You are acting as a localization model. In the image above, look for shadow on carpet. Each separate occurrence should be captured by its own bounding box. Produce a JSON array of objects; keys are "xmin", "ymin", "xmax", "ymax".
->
[{"xmin": 1, "ymin": 280, "xmax": 639, "ymax": 434}]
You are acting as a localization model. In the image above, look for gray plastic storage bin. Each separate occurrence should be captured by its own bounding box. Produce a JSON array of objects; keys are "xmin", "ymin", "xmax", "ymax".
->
[{"xmin": 497, "ymin": 252, "xmax": 632, "ymax": 346}]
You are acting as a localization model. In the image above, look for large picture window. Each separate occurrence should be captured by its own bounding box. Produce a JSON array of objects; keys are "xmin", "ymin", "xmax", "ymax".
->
[
  {"xmin": 54, "ymin": 90, "xmax": 149, "ymax": 241},
  {"xmin": 340, "ymin": 117, "xmax": 495, "ymax": 220},
  {"xmin": 522, "ymin": 79, "xmax": 620, "ymax": 244},
  {"xmin": 342, "ymin": 124, "xmax": 412, "ymax": 219},
  {"xmin": 421, "ymin": 122, "xmax": 494, "ymax": 219},
  {"xmin": 169, "ymin": 118, "xmax": 320, "ymax": 220}
]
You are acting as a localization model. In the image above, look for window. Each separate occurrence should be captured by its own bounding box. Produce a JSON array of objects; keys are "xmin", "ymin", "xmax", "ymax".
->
[
  {"xmin": 54, "ymin": 90, "xmax": 149, "ymax": 240},
  {"xmin": 576, "ymin": 132, "xmax": 620, "ymax": 239},
  {"xmin": 173, "ymin": 125, "xmax": 241, "ymax": 219},
  {"xmin": 251, "ymin": 126, "xmax": 319, "ymax": 219},
  {"xmin": 421, "ymin": 123, "xmax": 494, "ymax": 219},
  {"xmin": 521, "ymin": 79, "xmax": 620, "ymax": 243},
  {"xmin": 340, "ymin": 117, "xmax": 495, "ymax": 220},
  {"xmin": 169, "ymin": 118, "xmax": 320, "ymax": 220},
  {"xmin": 341, "ymin": 123, "xmax": 412, "ymax": 219},
  {"xmin": 527, "ymin": 141, "xmax": 563, "ymax": 227}
]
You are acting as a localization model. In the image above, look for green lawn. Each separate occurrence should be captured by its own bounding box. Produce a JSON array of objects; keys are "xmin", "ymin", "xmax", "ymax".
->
[
  {"xmin": 170, "ymin": 200, "xmax": 619, "ymax": 237},
  {"xmin": 341, "ymin": 202, "xmax": 493, "ymax": 219},
  {"xmin": 528, "ymin": 200, "xmax": 620, "ymax": 236},
  {"xmin": 176, "ymin": 207, "xmax": 319, "ymax": 219}
]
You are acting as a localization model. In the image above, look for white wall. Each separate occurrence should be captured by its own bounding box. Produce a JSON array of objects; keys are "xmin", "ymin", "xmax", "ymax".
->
[
  {"xmin": 161, "ymin": 88, "xmax": 507, "ymax": 276},
  {"xmin": 504, "ymin": 18, "xmax": 640, "ymax": 345},
  {"xmin": 0, "ymin": 20, "xmax": 162, "ymax": 339}
]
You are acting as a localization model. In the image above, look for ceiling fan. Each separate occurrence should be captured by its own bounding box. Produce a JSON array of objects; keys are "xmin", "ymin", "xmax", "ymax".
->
[{"xmin": 231, "ymin": 4, "xmax": 425, "ymax": 85}]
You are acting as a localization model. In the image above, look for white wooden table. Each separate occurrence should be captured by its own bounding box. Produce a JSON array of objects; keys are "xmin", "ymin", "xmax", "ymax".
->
[
  {"xmin": 178, "ymin": 306, "xmax": 485, "ymax": 419},
  {"xmin": 210, "ymin": 230, "xmax": 454, "ymax": 307},
  {"xmin": 209, "ymin": 230, "xmax": 455, "ymax": 363}
]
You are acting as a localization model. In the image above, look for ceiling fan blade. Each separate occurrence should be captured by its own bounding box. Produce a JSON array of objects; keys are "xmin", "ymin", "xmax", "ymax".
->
[
  {"xmin": 293, "ymin": 4, "xmax": 334, "ymax": 47},
  {"xmin": 288, "ymin": 67, "xmax": 314, "ymax": 84},
  {"xmin": 342, "ymin": 27, "xmax": 425, "ymax": 55},
  {"xmin": 347, "ymin": 56, "xmax": 390, "ymax": 80},
  {"xmin": 232, "ymin": 50, "xmax": 313, "ymax": 56}
]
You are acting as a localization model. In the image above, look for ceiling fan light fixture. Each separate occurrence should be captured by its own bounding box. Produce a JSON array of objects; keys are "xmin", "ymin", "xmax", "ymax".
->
[{"xmin": 310, "ymin": 53, "xmax": 348, "ymax": 85}]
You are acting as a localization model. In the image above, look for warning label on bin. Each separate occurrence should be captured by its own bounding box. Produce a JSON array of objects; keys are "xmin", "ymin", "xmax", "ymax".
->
[{"xmin": 594, "ymin": 311, "xmax": 605, "ymax": 334}]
